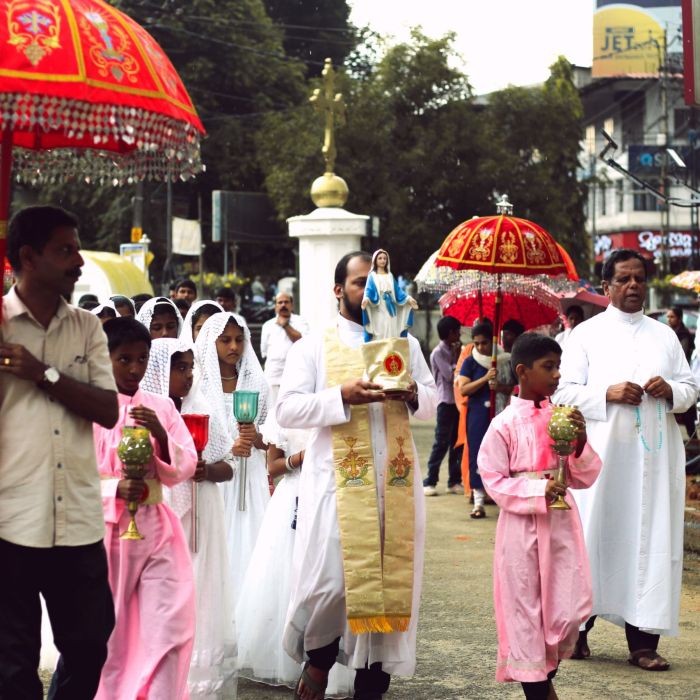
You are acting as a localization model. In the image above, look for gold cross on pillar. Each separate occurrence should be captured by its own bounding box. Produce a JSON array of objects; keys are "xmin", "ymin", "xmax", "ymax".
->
[{"xmin": 310, "ymin": 58, "xmax": 345, "ymax": 175}]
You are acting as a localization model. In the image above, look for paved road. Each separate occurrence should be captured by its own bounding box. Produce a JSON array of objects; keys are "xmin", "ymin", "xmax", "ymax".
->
[{"xmin": 239, "ymin": 421, "xmax": 700, "ymax": 700}]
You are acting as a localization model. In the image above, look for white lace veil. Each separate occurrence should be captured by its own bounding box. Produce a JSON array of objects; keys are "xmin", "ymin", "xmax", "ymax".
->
[
  {"xmin": 137, "ymin": 336, "xmax": 194, "ymax": 518},
  {"xmin": 140, "ymin": 337, "xmax": 193, "ymax": 396},
  {"xmin": 186, "ymin": 312, "xmax": 269, "ymax": 463},
  {"xmin": 136, "ymin": 296, "xmax": 184, "ymax": 337},
  {"xmin": 181, "ymin": 299, "xmax": 224, "ymax": 345}
]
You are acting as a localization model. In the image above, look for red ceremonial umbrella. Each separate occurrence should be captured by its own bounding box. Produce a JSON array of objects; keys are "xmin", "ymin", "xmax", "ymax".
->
[
  {"xmin": 0, "ymin": 0, "xmax": 205, "ymax": 316},
  {"xmin": 422, "ymin": 195, "xmax": 578, "ymax": 415},
  {"xmin": 439, "ymin": 287, "xmax": 560, "ymax": 330}
]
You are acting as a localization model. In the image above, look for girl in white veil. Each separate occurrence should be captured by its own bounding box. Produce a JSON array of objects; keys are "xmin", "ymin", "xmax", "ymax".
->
[
  {"xmin": 142, "ymin": 337, "xmax": 238, "ymax": 699},
  {"xmin": 192, "ymin": 312, "xmax": 271, "ymax": 605},
  {"xmin": 136, "ymin": 296, "xmax": 183, "ymax": 339},
  {"xmin": 181, "ymin": 300, "xmax": 224, "ymax": 345}
]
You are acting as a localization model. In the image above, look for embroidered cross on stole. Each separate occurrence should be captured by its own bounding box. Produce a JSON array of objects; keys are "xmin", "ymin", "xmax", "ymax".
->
[{"xmin": 324, "ymin": 327, "xmax": 415, "ymax": 635}]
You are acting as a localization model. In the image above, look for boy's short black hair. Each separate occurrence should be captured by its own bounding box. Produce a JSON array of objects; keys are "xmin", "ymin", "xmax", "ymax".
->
[
  {"xmin": 471, "ymin": 321, "xmax": 493, "ymax": 340},
  {"xmin": 96, "ymin": 307, "xmax": 117, "ymax": 320},
  {"xmin": 173, "ymin": 298, "xmax": 191, "ymax": 312},
  {"xmin": 132, "ymin": 293, "xmax": 153, "ymax": 313},
  {"xmin": 214, "ymin": 286, "xmax": 236, "ymax": 300},
  {"xmin": 502, "ymin": 319, "xmax": 525, "ymax": 335},
  {"xmin": 192, "ymin": 303, "xmax": 222, "ymax": 328},
  {"xmin": 175, "ymin": 278, "xmax": 196, "ymax": 292},
  {"xmin": 103, "ymin": 317, "xmax": 152, "ymax": 353},
  {"xmin": 78, "ymin": 293, "xmax": 99, "ymax": 307},
  {"xmin": 437, "ymin": 315, "xmax": 461, "ymax": 340},
  {"xmin": 7, "ymin": 205, "xmax": 79, "ymax": 272},
  {"xmin": 510, "ymin": 332, "xmax": 561, "ymax": 374},
  {"xmin": 566, "ymin": 305, "xmax": 584, "ymax": 318}
]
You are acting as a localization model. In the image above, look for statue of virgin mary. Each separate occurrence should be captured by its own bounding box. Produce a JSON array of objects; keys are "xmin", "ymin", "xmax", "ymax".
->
[{"xmin": 361, "ymin": 249, "xmax": 418, "ymax": 342}]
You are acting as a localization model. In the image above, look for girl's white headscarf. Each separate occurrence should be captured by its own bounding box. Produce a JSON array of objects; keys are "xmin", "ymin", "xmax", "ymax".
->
[
  {"xmin": 186, "ymin": 312, "xmax": 269, "ymax": 464},
  {"xmin": 140, "ymin": 337, "xmax": 193, "ymax": 396},
  {"xmin": 136, "ymin": 297, "xmax": 184, "ymax": 337},
  {"xmin": 137, "ymin": 336, "xmax": 195, "ymax": 518},
  {"xmin": 181, "ymin": 299, "xmax": 224, "ymax": 345},
  {"xmin": 90, "ymin": 300, "xmax": 117, "ymax": 316}
]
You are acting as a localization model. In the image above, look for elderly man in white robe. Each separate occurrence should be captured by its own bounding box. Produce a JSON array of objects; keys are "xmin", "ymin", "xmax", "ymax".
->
[
  {"xmin": 554, "ymin": 248, "xmax": 697, "ymax": 672},
  {"xmin": 276, "ymin": 251, "xmax": 437, "ymax": 700}
]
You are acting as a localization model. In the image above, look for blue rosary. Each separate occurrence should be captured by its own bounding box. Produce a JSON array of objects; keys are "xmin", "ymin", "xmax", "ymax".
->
[{"xmin": 634, "ymin": 399, "xmax": 663, "ymax": 452}]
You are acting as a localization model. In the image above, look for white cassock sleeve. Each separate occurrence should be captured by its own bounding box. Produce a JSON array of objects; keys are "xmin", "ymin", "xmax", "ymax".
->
[
  {"xmin": 276, "ymin": 337, "xmax": 350, "ymax": 430},
  {"xmin": 553, "ymin": 328, "xmax": 608, "ymax": 422},
  {"xmin": 408, "ymin": 335, "xmax": 438, "ymax": 421}
]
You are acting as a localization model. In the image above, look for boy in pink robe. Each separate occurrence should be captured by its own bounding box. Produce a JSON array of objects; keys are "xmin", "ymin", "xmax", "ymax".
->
[
  {"xmin": 477, "ymin": 333, "xmax": 601, "ymax": 700},
  {"xmin": 93, "ymin": 318, "xmax": 197, "ymax": 700}
]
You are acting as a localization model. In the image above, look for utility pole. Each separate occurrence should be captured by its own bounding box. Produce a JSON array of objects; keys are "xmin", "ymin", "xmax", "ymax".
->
[
  {"xmin": 691, "ymin": 110, "xmax": 699, "ymax": 267},
  {"xmin": 660, "ymin": 28, "xmax": 671, "ymax": 276}
]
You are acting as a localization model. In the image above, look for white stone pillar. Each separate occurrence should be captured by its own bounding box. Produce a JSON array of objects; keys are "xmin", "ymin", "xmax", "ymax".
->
[{"xmin": 287, "ymin": 207, "xmax": 368, "ymax": 331}]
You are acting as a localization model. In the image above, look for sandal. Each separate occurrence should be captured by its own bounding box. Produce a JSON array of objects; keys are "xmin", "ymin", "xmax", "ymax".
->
[
  {"xmin": 294, "ymin": 662, "xmax": 328, "ymax": 699},
  {"xmin": 470, "ymin": 506, "xmax": 486, "ymax": 519},
  {"xmin": 627, "ymin": 649, "xmax": 670, "ymax": 671}
]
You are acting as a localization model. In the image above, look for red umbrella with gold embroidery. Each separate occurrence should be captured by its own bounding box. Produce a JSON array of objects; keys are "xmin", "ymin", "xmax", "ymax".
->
[
  {"xmin": 0, "ymin": 0, "xmax": 205, "ymax": 315},
  {"xmin": 418, "ymin": 195, "xmax": 578, "ymax": 415}
]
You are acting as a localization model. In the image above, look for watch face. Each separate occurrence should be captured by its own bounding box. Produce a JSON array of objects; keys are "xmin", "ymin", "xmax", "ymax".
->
[{"xmin": 45, "ymin": 367, "xmax": 60, "ymax": 384}]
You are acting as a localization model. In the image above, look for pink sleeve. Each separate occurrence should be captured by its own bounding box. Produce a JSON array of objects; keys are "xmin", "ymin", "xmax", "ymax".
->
[
  {"xmin": 93, "ymin": 424, "xmax": 124, "ymax": 523},
  {"xmin": 477, "ymin": 423, "xmax": 549, "ymax": 516},
  {"xmin": 567, "ymin": 441, "xmax": 602, "ymax": 489},
  {"xmin": 153, "ymin": 404, "xmax": 197, "ymax": 487}
]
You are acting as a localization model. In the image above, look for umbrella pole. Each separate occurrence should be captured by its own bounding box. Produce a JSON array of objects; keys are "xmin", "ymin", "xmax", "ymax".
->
[
  {"xmin": 1, "ymin": 128, "xmax": 13, "ymax": 320},
  {"xmin": 490, "ymin": 275, "xmax": 502, "ymax": 420},
  {"xmin": 478, "ymin": 272, "xmax": 483, "ymax": 321}
]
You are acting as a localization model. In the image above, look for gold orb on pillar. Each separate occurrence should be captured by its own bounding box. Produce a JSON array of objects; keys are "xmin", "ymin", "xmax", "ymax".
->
[{"xmin": 310, "ymin": 172, "xmax": 349, "ymax": 208}]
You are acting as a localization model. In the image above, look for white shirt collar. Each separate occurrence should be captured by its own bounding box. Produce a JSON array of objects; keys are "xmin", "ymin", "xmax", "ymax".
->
[{"xmin": 605, "ymin": 303, "xmax": 644, "ymax": 324}]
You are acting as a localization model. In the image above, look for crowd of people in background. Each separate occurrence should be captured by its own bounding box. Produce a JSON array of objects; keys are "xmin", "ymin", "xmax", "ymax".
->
[{"xmin": 1, "ymin": 206, "xmax": 698, "ymax": 700}]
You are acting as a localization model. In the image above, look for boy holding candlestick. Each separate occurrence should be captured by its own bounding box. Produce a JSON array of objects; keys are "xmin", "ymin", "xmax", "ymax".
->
[
  {"xmin": 93, "ymin": 318, "xmax": 197, "ymax": 700},
  {"xmin": 477, "ymin": 333, "xmax": 601, "ymax": 700}
]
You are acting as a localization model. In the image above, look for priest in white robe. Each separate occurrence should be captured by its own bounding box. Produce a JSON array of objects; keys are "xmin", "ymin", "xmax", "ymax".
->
[
  {"xmin": 554, "ymin": 249, "xmax": 697, "ymax": 672},
  {"xmin": 276, "ymin": 251, "xmax": 437, "ymax": 700}
]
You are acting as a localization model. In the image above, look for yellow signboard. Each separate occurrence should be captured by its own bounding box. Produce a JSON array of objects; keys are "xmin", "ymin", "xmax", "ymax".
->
[{"xmin": 593, "ymin": 6, "xmax": 665, "ymax": 77}]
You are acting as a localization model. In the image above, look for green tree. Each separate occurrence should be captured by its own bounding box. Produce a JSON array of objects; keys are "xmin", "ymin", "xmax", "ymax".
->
[
  {"xmin": 482, "ymin": 56, "xmax": 588, "ymax": 269},
  {"xmin": 263, "ymin": 0, "xmax": 357, "ymax": 72},
  {"xmin": 258, "ymin": 30, "xmax": 491, "ymax": 274}
]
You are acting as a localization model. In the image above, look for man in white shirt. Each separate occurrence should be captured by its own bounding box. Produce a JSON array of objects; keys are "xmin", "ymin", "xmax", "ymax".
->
[
  {"xmin": 260, "ymin": 292, "xmax": 308, "ymax": 406},
  {"xmin": 554, "ymin": 249, "xmax": 697, "ymax": 672},
  {"xmin": 277, "ymin": 252, "xmax": 437, "ymax": 700},
  {"xmin": 0, "ymin": 206, "xmax": 119, "ymax": 699}
]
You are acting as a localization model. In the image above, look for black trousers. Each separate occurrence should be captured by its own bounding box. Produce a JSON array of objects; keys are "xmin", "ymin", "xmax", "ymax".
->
[
  {"xmin": 0, "ymin": 538, "xmax": 115, "ymax": 700},
  {"xmin": 423, "ymin": 402, "xmax": 463, "ymax": 488},
  {"xmin": 307, "ymin": 637, "xmax": 391, "ymax": 699}
]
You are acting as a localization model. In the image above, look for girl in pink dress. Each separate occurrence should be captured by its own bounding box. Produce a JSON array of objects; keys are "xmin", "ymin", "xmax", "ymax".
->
[
  {"xmin": 94, "ymin": 318, "xmax": 197, "ymax": 700},
  {"xmin": 477, "ymin": 333, "xmax": 602, "ymax": 700}
]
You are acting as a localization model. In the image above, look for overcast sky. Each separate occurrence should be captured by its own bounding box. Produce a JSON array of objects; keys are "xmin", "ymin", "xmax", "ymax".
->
[{"xmin": 349, "ymin": 0, "xmax": 595, "ymax": 94}]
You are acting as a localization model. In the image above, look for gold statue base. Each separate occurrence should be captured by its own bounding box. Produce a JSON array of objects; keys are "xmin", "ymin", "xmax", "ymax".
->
[{"xmin": 361, "ymin": 337, "xmax": 413, "ymax": 393}]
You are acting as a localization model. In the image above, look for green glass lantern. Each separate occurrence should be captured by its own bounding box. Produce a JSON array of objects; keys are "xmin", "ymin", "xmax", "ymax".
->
[{"xmin": 232, "ymin": 391, "xmax": 259, "ymax": 511}]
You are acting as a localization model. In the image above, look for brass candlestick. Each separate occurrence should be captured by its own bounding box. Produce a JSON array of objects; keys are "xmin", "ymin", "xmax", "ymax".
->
[
  {"xmin": 546, "ymin": 405, "xmax": 578, "ymax": 511},
  {"xmin": 117, "ymin": 426, "xmax": 153, "ymax": 540}
]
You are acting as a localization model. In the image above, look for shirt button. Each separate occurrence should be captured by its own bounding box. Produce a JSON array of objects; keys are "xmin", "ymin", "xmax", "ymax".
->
[
  {"xmin": 49, "ymin": 397, "xmax": 54, "ymax": 403},
  {"xmin": 57, "ymin": 496, "xmax": 63, "ymax": 502},
  {"xmin": 57, "ymin": 463, "xmax": 62, "ymax": 469},
  {"xmin": 54, "ymin": 429, "xmax": 59, "ymax": 435}
]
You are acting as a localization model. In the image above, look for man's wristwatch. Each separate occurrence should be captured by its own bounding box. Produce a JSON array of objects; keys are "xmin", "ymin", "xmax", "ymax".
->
[{"xmin": 39, "ymin": 366, "xmax": 60, "ymax": 388}]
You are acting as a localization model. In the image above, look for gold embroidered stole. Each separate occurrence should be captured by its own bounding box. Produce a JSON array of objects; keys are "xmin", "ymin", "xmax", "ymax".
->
[{"xmin": 324, "ymin": 328, "xmax": 415, "ymax": 634}]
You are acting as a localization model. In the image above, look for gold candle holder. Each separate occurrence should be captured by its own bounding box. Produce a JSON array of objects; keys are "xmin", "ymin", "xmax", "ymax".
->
[
  {"xmin": 546, "ymin": 405, "xmax": 578, "ymax": 511},
  {"xmin": 116, "ymin": 426, "xmax": 153, "ymax": 540}
]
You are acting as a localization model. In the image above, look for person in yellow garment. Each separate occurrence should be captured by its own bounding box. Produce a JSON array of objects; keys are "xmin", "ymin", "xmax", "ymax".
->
[{"xmin": 277, "ymin": 252, "xmax": 437, "ymax": 700}]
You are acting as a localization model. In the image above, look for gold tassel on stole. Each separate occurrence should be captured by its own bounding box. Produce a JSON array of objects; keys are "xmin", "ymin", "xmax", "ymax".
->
[{"xmin": 324, "ymin": 328, "xmax": 415, "ymax": 635}]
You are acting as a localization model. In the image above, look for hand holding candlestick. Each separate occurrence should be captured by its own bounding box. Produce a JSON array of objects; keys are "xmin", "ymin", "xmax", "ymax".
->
[
  {"xmin": 182, "ymin": 414, "xmax": 210, "ymax": 553},
  {"xmin": 117, "ymin": 426, "xmax": 154, "ymax": 540},
  {"xmin": 232, "ymin": 391, "xmax": 260, "ymax": 511},
  {"xmin": 546, "ymin": 405, "xmax": 579, "ymax": 511}
]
